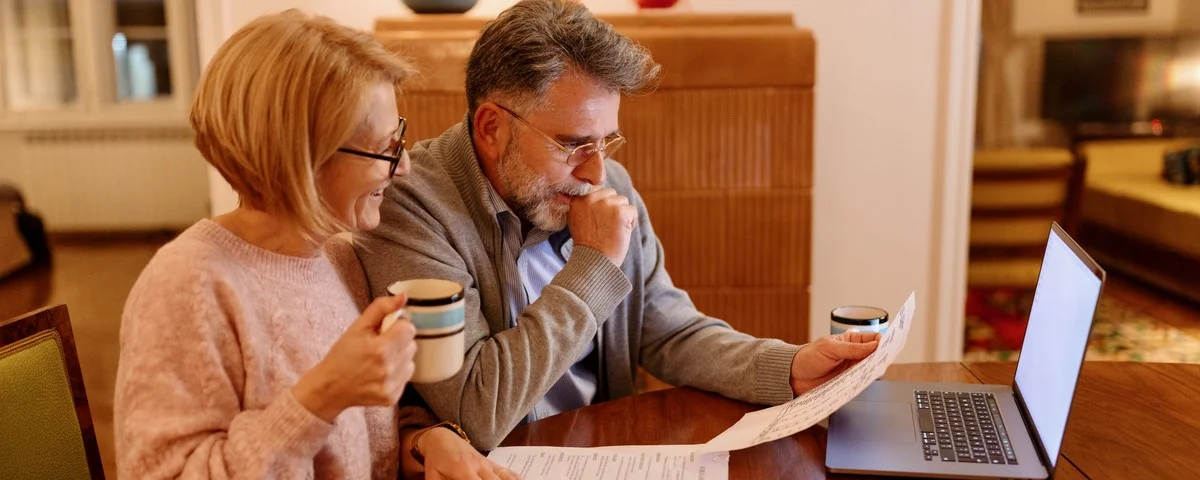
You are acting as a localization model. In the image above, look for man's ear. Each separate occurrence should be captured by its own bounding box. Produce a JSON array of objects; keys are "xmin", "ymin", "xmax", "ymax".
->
[{"xmin": 472, "ymin": 103, "xmax": 505, "ymax": 163}]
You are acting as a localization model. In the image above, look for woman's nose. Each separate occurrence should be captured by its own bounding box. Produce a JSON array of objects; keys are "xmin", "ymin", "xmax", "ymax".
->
[{"xmin": 393, "ymin": 150, "xmax": 411, "ymax": 177}]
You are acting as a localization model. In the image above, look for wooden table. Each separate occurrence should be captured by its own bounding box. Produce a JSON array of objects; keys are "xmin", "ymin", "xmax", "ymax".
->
[{"xmin": 500, "ymin": 362, "xmax": 1200, "ymax": 479}]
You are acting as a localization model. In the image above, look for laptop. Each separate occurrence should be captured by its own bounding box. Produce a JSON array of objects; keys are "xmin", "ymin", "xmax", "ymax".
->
[{"xmin": 826, "ymin": 222, "xmax": 1106, "ymax": 479}]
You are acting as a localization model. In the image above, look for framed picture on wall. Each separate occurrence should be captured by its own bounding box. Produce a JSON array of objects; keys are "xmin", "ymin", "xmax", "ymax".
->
[{"xmin": 1077, "ymin": 0, "xmax": 1149, "ymax": 13}]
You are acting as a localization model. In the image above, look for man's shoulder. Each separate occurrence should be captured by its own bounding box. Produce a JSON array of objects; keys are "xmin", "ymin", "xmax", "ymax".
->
[
  {"xmin": 365, "ymin": 121, "xmax": 485, "ymax": 265},
  {"xmin": 395, "ymin": 131, "xmax": 462, "ymax": 199},
  {"xmin": 603, "ymin": 159, "xmax": 637, "ymax": 196},
  {"xmin": 386, "ymin": 123, "xmax": 477, "ymax": 218}
]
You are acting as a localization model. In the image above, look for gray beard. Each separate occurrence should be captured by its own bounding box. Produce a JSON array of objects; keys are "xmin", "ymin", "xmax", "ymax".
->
[{"xmin": 496, "ymin": 145, "xmax": 591, "ymax": 232}]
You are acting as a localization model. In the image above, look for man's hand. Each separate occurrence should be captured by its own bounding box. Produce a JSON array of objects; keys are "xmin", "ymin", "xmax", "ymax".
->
[
  {"xmin": 568, "ymin": 187, "xmax": 638, "ymax": 267},
  {"xmin": 789, "ymin": 331, "xmax": 880, "ymax": 395}
]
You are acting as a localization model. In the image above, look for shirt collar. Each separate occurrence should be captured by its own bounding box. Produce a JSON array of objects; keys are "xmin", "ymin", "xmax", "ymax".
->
[{"xmin": 455, "ymin": 116, "xmax": 570, "ymax": 253}]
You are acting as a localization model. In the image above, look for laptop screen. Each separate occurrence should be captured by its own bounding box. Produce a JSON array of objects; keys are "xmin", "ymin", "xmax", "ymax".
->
[{"xmin": 1012, "ymin": 226, "xmax": 1104, "ymax": 468}]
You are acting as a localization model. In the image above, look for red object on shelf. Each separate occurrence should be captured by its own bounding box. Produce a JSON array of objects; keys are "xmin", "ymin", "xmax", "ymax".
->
[{"xmin": 637, "ymin": 0, "xmax": 678, "ymax": 8}]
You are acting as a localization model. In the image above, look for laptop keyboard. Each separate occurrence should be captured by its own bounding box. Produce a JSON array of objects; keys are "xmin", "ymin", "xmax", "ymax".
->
[{"xmin": 915, "ymin": 390, "xmax": 1018, "ymax": 465}]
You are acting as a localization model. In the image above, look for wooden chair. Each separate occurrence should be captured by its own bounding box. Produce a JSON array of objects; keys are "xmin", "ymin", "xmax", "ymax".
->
[
  {"xmin": 0, "ymin": 304, "xmax": 104, "ymax": 479},
  {"xmin": 968, "ymin": 148, "xmax": 1086, "ymax": 288}
]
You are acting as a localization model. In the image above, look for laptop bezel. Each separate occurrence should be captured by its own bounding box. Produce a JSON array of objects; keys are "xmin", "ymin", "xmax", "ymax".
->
[{"xmin": 1008, "ymin": 221, "xmax": 1106, "ymax": 477}]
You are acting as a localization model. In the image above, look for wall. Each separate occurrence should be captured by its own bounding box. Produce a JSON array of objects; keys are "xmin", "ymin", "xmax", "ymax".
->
[
  {"xmin": 198, "ymin": 0, "xmax": 978, "ymax": 363},
  {"xmin": 746, "ymin": 0, "xmax": 976, "ymax": 363}
]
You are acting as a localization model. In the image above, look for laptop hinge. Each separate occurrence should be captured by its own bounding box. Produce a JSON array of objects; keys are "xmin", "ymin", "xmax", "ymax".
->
[{"xmin": 1011, "ymin": 383, "xmax": 1055, "ymax": 471}]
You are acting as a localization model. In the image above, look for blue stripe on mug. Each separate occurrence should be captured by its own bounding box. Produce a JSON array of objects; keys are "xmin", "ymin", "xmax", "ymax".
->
[{"xmin": 410, "ymin": 308, "xmax": 465, "ymax": 330}]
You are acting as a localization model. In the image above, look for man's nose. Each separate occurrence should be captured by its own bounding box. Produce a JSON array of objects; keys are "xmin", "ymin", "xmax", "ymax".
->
[{"xmin": 572, "ymin": 149, "xmax": 606, "ymax": 186}]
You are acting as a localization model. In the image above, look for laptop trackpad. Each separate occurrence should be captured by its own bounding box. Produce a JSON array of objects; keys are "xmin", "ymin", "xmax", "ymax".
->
[{"xmin": 836, "ymin": 401, "xmax": 917, "ymax": 443}]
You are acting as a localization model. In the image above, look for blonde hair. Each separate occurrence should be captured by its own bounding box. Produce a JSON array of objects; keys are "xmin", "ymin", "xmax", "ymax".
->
[{"xmin": 191, "ymin": 9, "xmax": 414, "ymax": 239}]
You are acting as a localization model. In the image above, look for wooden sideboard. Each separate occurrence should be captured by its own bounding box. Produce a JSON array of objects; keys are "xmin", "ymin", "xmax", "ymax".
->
[{"xmin": 375, "ymin": 13, "xmax": 814, "ymax": 344}]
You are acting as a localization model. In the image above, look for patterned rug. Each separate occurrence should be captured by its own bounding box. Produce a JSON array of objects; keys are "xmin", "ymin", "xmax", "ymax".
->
[{"xmin": 963, "ymin": 288, "xmax": 1200, "ymax": 363}]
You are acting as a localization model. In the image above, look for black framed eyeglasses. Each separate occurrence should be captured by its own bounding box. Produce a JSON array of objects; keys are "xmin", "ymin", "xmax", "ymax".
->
[
  {"xmin": 494, "ymin": 104, "xmax": 626, "ymax": 167},
  {"xmin": 337, "ymin": 116, "xmax": 407, "ymax": 177}
]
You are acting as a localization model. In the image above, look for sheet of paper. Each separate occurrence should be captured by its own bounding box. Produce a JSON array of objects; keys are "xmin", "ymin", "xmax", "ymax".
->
[
  {"xmin": 488, "ymin": 445, "xmax": 728, "ymax": 480},
  {"xmin": 699, "ymin": 291, "xmax": 916, "ymax": 452}
]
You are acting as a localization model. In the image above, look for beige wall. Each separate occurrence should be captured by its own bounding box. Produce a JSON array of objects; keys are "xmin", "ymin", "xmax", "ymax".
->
[{"xmin": 198, "ymin": 0, "xmax": 979, "ymax": 362}]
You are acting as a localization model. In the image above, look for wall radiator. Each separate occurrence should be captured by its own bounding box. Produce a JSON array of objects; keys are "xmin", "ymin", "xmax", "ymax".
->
[{"xmin": 0, "ymin": 128, "xmax": 210, "ymax": 232}]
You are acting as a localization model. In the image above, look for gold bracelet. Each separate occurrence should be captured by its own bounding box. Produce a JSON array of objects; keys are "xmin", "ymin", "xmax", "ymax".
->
[{"xmin": 410, "ymin": 421, "xmax": 470, "ymax": 465}]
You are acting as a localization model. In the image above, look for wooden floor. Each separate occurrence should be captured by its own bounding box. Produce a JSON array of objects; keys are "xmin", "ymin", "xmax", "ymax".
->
[
  {"xmin": 3, "ymin": 237, "xmax": 1200, "ymax": 477},
  {"xmin": 1, "ymin": 237, "xmax": 163, "ymax": 479}
]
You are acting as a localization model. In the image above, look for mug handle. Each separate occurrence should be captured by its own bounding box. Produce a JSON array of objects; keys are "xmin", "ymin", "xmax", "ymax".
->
[{"xmin": 381, "ymin": 308, "xmax": 410, "ymax": 333}]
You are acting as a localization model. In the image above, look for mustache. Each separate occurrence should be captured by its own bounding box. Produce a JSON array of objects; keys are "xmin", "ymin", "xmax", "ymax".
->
[{"xmin": 554, "ymin": 182, "xmax": 593, "ymax": 197}]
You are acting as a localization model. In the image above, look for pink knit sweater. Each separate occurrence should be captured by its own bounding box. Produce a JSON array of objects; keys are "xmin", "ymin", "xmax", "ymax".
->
[{"xmin": 114, "ymin": 219, "xmax": 428, "ymax": 479}]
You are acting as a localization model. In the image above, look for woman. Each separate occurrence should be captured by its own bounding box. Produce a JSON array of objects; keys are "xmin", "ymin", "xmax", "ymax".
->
[{"xmin": 113, "ymin": 10, "xmax": 516, "ymax": 480}]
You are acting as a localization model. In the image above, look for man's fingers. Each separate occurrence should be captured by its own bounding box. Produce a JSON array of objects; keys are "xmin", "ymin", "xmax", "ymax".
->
[
  {"xmin": 619, "ymin": 205, "xmax": 638, "ymax": 230},
  {"xmin": 826, "ymin": 338, "xmax": 878, "ymax": 360},
  {"xmin": 586, "ymin": 187, "xmax": 617, "ymax": 199},
  {"xmin": 794, "ymin": 360, "xmax": 855, "ymax": 391},
  {"xmin": 838, "ymin": 331, "xmax": 882, "ymax": 343}
]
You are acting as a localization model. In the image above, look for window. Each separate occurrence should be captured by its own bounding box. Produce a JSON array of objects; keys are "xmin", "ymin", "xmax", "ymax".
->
[
  {"xmin": 0, "ymin": 0, "xmax": 197, "ymax": 125},
  {"xmin": 0, "ymin": 0, "xmax": 78, "ymax": 110},
  {"xmin": 112, "ymin": 0, "xmax": 171, "ymax": 102}
]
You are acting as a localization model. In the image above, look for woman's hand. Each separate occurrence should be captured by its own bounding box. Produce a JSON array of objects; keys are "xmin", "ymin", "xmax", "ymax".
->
[
  {"xmin": 292, "ymin": 294, "xmax": 416, "ymax": 422},
  {"xmin": 420, "ymin": 427, "xmax": 521, "ymax": 480}
]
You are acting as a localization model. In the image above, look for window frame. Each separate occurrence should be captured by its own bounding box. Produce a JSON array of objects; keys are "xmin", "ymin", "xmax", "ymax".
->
[{"xmin": 0, "ymin": 0, "xmax": 198, "ymax": 131}]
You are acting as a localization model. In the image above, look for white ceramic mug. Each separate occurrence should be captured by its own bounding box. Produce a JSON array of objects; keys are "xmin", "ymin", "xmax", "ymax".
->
[
  {"xmin": 384, "ymin": 279, "xmax": 466, "ymax": 384},
  {"xmin": 830, "ymin": 306, "xmax": 890, "ymax": 335}
]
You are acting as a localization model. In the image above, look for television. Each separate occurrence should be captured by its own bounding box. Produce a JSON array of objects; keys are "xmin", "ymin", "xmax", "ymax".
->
[{"xmin": 1041, "ymin": 36, "xmax": 1200, "ymax": 124}]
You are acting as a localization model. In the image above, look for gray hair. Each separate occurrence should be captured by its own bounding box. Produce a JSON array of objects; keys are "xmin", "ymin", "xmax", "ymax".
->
[{"xmin": 465, "ymin": 0, "xmax": 661, "ymax": 118}]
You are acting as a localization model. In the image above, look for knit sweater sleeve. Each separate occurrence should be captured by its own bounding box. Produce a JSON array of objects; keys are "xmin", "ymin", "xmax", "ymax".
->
[{"xmin": 113, "ymin": 248, "xmax": 333, "ymax": 479}]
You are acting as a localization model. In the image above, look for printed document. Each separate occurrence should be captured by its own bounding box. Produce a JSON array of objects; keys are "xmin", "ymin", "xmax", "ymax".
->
[
  {"xmin": 486, "ymin": 292, "xmax": 915, "ymax": 479},
  {"xmin": 488, "ymin": 445, "xmax": 728, "ymax": 480},
  {"xmin": 700, "ymin": 291, "xmax": 915, "ymax": 451}
]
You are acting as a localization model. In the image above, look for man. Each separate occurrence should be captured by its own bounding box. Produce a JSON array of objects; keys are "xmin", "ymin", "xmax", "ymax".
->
[{"xmin": 356, "ymin": 0, "xmax": 879, "ymax": 450}]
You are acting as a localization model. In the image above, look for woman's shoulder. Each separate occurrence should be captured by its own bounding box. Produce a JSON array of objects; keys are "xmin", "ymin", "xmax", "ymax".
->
[
  {"xmin": 144, "ymin": 220, "xmax": 243, "ymax": 282},
  {"xmin": 123, "ymin": 220, "xmax": 249, "ymax": 316}
]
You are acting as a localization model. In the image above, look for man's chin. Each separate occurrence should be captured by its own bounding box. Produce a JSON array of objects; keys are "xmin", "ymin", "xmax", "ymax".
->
[
  {"xmin": 531, "ymin": 217, "xmax": 568, "ymax": 232},
  {"xmin": 529, "ymin": 206, "xmax": 568, "ymax": 232}
]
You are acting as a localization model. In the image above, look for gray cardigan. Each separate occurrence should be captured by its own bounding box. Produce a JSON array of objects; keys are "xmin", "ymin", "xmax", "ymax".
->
[{"xmin": 355, "ymin": 121, "xmax": 801, "ymax": 449}]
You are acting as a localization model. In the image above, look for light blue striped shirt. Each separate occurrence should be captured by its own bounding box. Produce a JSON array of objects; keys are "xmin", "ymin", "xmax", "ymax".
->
[{"xmin": 482, "ymin": 185, "xmax": 599, "ymax": 423}]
